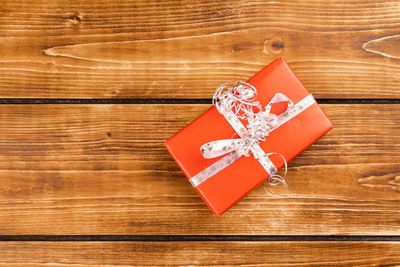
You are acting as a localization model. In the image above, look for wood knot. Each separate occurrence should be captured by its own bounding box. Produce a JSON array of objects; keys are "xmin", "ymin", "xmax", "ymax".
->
[
  {"xmin": 263, "ymin": 37, "xmax": 284, "ymax": 55},
  {"xmin": 67, "ymin": 13, "xmax": 82, "ymax": 27}
]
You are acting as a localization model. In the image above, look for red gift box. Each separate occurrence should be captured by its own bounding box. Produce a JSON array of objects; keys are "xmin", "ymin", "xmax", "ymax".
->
[{"xmin": 165, "ymin": 58, "xmax": 333, "ymax": 215}]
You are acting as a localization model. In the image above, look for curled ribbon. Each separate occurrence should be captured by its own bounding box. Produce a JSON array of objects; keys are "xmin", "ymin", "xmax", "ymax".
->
[{"xmin": 189, "ymin": 81, "xmax": 316, "ymax": 197}]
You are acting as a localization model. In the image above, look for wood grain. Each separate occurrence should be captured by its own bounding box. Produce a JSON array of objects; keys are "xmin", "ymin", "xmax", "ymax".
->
[
  {"xmin": 0, "ymin": 241, "xmax": 400, "ymax": 266},
  {"xmin": 1, "ymin": 0, "xmax": 400, "ymax": 98},
  {"xmin": 0, "ymin": 104, "xmax": 398, "ymax": 235}
]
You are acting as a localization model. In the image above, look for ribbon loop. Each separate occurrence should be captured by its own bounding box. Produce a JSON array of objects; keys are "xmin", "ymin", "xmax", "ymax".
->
[
  {"xmin": 200, "ymin": 139, "xmax": 241, "ymax": 159},
  {"xmin": 213, "ymin": 81, "xmax": 261, "ymax": 119}
]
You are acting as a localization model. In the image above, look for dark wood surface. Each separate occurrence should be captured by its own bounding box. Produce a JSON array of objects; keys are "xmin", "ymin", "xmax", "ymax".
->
[
  {"xmin": 1, "ymin": 0, "xmax": 400, "ymax": 99},
  {"xmin": 1, "ymin": 0, "xmax": 400, "ymax": 265},
  {"xmin": 1, "ymin": 241, "xmax": 400, "ymax": 266},
  {"xmin": 0, "ymin": 104, "xmax": 398, "ymax": 235}
]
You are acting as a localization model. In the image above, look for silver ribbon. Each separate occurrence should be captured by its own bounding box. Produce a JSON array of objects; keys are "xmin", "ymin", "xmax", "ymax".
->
[{"xmin": 189, "ymin": 81, "xmax": 316, "ymax": 196}]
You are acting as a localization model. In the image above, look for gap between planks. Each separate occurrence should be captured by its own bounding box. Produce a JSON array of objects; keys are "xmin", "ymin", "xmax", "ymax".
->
[{"xmin": 0, "ymin": 235, "xmax": 400, "ymax": 242}]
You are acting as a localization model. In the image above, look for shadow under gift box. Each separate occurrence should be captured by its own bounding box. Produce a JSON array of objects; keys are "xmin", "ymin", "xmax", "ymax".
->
[{"xmin": 165, "ymin": 58, "xmax": 333, "ymax": 216}]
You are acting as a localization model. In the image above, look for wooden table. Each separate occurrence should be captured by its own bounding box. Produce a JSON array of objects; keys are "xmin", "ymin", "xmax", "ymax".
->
[{"xmin": 1, "ymin": 0, "xmax": 400, "ymax": 265}]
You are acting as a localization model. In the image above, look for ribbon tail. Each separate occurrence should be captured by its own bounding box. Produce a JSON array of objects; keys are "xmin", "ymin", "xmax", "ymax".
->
[
  {"xmin": 200, "ymin": 139, "xmax": 241, "ymax": 159},
  {"xmin": 264, "ymin": 152, "xmax": 288, "ymax": 197}
]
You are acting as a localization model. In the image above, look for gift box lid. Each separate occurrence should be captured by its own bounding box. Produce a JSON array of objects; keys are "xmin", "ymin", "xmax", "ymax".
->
[{"xmin": 165, "ymin": 58, "xmax": 333, "ymax": 215}]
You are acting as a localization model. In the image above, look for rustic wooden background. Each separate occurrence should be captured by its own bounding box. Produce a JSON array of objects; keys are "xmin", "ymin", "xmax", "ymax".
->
[{"xmin": 1, "ymin": 0, "xmax": 400, "ymax": 265}]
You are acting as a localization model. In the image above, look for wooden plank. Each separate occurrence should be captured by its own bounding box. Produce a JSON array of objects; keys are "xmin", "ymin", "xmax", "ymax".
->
[
  {"xmin": 0, "ymin": 104, "xmax": 398, "ymax": 235},
  {"xmin": 1, "ymin": 0, "xmax": 400, "ymax": 98},
  {"xmin": 0, "ymin": 241, "xmax": 400, "ymax": 266}
]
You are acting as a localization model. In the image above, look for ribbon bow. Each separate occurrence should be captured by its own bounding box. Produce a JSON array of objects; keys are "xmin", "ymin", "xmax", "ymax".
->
[
  {"xmin": 202, "ymin": 91, "xmax": 293, "ymax": 159},
  {"xmin": 188, "ymin": 81, "xmax": 316, "ymax": 197},
  {"xmin": 202, "ymin": 81, "xmax": 290, "ymax": 196}
]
